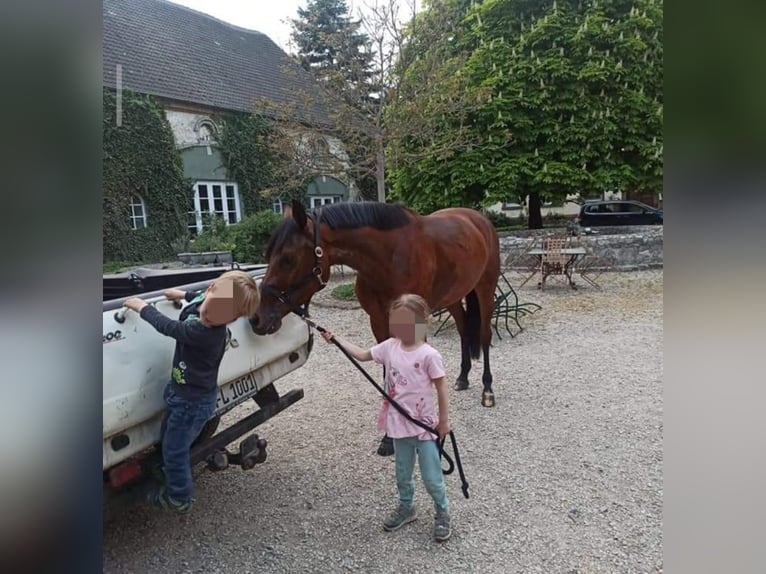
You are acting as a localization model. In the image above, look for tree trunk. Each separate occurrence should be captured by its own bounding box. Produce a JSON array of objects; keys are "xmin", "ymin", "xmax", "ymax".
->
[
  {"xmin": 376, "ymin": 134, "xmax": 386, "ymax": 203},
  {"xmin": 527, "ymin": 192, "xmax": 543, "ymax": 229}
]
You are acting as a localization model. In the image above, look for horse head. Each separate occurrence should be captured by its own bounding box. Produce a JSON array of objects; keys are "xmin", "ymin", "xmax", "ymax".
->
[{"xmin": 251, "ymin": 199, "xmax": 330, "ymax": 335}]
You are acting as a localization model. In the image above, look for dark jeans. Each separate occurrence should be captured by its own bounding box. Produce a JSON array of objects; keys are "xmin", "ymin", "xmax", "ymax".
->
[{"xmin": 159, "ymin": 384, "xmax": 218, "ymax": 503}]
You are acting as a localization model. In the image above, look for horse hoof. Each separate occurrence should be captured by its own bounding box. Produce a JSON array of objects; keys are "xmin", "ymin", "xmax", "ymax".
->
[
  {"xmin": 454, "ymin": 379, "xmax": 469, "ymax": 391},
  {"xmin": 482, "ymin": 392, "xmax": 496, "ymax": 407}
]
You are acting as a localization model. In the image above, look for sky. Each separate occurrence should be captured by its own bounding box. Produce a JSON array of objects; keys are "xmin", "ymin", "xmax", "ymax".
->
[{"xmin": 167, "ymin": 0, "xmax": 421, "ymax": 54}]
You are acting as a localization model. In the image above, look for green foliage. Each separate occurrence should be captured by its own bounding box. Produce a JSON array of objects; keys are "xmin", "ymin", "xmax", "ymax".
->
[
  {"xmin": 228, "ymin": 211, "xmax": 283, "ymax": 264},
  {"xmin": 291, "ymin": 0, "xmax": 374, "ymax": 97},
  {"xmin": 217, "ymin": 113, "xmax": 295, "ymax": 213},
  {"xmin": 331, "ymin": 282, "xmax": 358, "ymax": 301},
  {"xmin": 103, "ymin": 89, "xmax": 189, "ymax": 262},
  {"xmin": 482, "ymin": 209, "xmax": 520, "ymax": 229},
  {"xmin": 184, "ymin": 211, "xmax": 283, "ymax": 264},
  {"xmin": 189, "ymin": 214, "xmax": 236, "ymax": 253},
  {"xmin": 289, "ymin": 0, "xmax": 378, "ymax": 198},
  {"xmin": 388, "ymin": 0, "xmax": 663, "ymax": 219}
]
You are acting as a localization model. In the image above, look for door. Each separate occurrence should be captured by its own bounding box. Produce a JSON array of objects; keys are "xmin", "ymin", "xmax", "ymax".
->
[{"xmin": 616, "ymin": 202, "xmax": 649, "ymax": 225}]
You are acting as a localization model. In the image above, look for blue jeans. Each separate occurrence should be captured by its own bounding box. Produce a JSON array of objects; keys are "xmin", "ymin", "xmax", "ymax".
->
[
  {"xmin": 393, "ymin": 437, "xmax": 449, "ymax": 513},
  {"xmin": 159, "ymin": 384, "xmax": 218, "ymax": 503}
]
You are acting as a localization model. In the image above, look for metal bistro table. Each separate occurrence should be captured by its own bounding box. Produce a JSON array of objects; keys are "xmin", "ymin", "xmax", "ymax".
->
[{"xmin": 519, "ymin": 246, "xmax": 588, "ymax": 289}]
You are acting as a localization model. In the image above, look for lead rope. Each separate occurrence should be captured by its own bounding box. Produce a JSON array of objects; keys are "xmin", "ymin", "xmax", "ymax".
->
[{"xmin": 294, "ymin": 311, "xmax": 470, "ymax": 500}]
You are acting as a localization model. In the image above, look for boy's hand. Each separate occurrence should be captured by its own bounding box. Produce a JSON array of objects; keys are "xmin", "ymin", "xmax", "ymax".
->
[
  {"xmin": 436, "ymin": 419, "xmax": 450, "ymax": 439},
  {"xmin": 164, "ymin": 288, "xmax": 186, "ymax": 301},
  {"xmin": 124, "ymin": 298, "xmax": 148, "ymax": 312},
  {"xmin": 321, "ymin": 330, "xmax": 335, "ymax": 343}
]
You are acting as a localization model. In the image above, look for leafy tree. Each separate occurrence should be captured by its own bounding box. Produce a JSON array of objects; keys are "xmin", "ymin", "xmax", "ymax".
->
[
  {"xmin": 216, "ymin": 113, "xmax": 295, "ymax": 213},
  {"xmin": 388, "ymin": 0, "xmax": 663, "ymax": 226},
  {"xmin": 266, "ymin": 0, "xmax": 491, "ymax": 204}
]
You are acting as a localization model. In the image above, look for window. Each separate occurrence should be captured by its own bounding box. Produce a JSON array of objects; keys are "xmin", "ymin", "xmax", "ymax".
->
[
  {"xmin": 272, "ymin": 198, "xmax": 283, "ymax": 214},
  {"xmin": 193, "ymin": 118, "xmax": 218, "ymax": 144},
  {"xmin": 615, "ymin": 202, "xmax": 645, "ymax": 213},
  {"xmin": 309, "ymin": 196, "xmax": 342, "ymax": 208},
  {"xmin": 129, "ymin": 194, "xmax": 147, "ymax": 229},
  {"xmin": 586, "ymin": 204, "xmax": 615, "ymax": 214},
  {"xmin": 188, "ymin": 181, "xmax": 242, "ymax": 234}
]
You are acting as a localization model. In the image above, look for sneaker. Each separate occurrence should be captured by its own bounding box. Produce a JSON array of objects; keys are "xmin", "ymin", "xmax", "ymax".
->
[
  {"xmin": 433, "ymin": 509, "xmax": 451, "ymax": 542},
  {"xmin": 383, "ymin": 505, "xmax": 417, "ymax": 531},
  {"xmin": 147, "ymin": 486, "xmax": 192, "ymax": 514}
]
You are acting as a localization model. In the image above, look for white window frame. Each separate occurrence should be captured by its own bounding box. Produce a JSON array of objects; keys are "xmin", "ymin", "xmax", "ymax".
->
[
  {"xmin": 189, "ymin": 181, "xmax": 242, "ymax": 234},
  {"xmin": 129, "ymin": 194, "xmax": 147, "ymax": 230},
  {"xmin": 272, "ymin": 198, "xmax": 284, "ymax": 214},
  {"xmin": 309, "ymin": 196, "xmax": 342, "ymax": 208}
]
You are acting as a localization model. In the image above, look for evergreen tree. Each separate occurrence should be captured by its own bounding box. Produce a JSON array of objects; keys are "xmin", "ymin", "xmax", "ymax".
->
[{"xmin": 291, "ymin": 0, "xmax": 375, "ymax": 104}]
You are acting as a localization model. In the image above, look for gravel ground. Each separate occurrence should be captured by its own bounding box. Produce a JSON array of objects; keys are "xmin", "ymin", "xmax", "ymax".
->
[{"xmin": 103, "ymin": 270, "xmax": 663, "ymax": 574}]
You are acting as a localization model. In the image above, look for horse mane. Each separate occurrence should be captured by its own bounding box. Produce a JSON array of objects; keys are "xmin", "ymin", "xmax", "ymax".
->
[
  {"xmin": 265, "ymin": 201, "xmax": 414, "ymax": 259},
  {"xmin": 317, "ymin": 201, "xmax": 413, "ymax": 231}
]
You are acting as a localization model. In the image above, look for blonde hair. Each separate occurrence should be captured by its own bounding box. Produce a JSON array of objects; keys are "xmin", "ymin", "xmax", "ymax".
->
[
  {"xmin": 389, "ymin": 293, "xmax": 431, "ymax": 324},
  {"xmin": 214, "ymin": 270, "xmax": 260, "ymax": 318}
]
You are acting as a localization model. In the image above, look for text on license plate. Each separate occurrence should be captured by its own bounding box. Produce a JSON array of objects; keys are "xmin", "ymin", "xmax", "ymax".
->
[{"xmin": 215, "ymin": 371, "xmax": 260, "ymax": 414}]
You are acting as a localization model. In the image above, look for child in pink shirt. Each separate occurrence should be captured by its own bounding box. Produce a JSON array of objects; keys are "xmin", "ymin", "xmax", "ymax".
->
[{"xmin": 321, "ymin": 294, "xmax": 452, "ymax": 542}]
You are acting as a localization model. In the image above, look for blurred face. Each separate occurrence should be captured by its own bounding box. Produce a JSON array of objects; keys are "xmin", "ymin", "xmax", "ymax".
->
[
  {"xmin": 199, "ymin": 279, "xmax": 239, "ymax": 326},
  {"xmin": 389, "ymin": 307, "xmax": 426, "ymax": 345}
]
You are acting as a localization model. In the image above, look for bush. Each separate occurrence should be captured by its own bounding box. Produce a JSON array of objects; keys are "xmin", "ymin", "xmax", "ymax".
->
[
  {"xmin": 331, "ymin": 282, "xmax": 357, "ymax": 301},
  {"xmin": 228, "ymin": 210, "xmax": 283, "ymax": 263},
  {"xmin": 190, "ymin": 214, "xmax": 235, "ymax": 253},
  {"xmin": 482, "ymin": 210, "xmax": 520, "ymax": 229}
]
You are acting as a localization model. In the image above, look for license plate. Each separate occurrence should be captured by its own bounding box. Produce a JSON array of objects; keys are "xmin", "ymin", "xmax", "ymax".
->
[{"xmin": 214, "ymin": 371, "xmax": 261, "ymax": 415}]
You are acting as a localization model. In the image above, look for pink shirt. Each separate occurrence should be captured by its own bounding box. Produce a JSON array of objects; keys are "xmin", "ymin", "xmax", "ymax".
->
[{"xmin": 370, "ymin": 338, "xmax": 446, "ymax": 440}]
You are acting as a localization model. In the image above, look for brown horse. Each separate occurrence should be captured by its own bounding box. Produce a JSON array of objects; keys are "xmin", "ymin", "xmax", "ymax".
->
[{"xmin": 253, "ymin": 198, "xmax": 501, "ymax": 406}]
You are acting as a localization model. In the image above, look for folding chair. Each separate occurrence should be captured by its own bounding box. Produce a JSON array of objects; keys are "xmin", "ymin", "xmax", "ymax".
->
[{"xmin": 540, "ymin": 237, "xmax": 572, "ymax": 290}]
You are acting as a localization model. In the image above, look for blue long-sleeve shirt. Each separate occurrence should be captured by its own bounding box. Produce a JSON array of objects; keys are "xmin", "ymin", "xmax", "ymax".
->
[{"xmin": 139, "ymin": 291, "xmax": 226, "ymax": 400}]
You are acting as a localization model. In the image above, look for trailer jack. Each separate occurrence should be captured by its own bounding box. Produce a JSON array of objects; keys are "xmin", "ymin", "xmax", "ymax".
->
[{"xmin": 206, "ymin": 434, "xmax": 268, "ymax": 471}]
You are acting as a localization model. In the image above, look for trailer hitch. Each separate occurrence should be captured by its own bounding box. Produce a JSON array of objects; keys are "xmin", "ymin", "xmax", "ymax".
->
[{"xmin": 206, "ymin": 434, "xmax": 268, "ymax": 472}]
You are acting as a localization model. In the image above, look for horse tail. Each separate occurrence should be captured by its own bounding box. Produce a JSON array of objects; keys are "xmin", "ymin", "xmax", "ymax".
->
[{"xmin": 465, "ymin": 290, "xmax": 482, "ymax": 360}]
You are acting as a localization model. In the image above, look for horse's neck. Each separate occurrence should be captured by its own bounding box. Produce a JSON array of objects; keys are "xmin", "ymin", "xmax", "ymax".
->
[{"xmin": 325, "ymin": 229, "xmax": 398, "ymax": 282}]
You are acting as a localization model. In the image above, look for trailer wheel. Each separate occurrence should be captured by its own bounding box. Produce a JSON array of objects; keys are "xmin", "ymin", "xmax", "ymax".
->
[{"xmin": 253, "ymin": 384, "xmax": 279, "ymax": 408}]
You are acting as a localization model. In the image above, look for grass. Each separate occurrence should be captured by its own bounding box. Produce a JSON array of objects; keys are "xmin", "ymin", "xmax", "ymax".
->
[{"xmin": 331, "ymin": 282, "xmax": 357, "ymax": 301}]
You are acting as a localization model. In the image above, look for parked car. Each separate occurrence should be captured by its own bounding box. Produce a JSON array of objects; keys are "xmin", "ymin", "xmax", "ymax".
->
[{"xmin": 575, "ymin": 200, "xmax": 663, "ymax": 227}]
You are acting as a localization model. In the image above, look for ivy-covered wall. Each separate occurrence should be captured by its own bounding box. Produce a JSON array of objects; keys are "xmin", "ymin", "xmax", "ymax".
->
[
  {"xmin": 103, "ymin": 89, "xmax": 189, "ymax": 262},
  {"xmin": 216, "ymin": 112, "xmax": 306, "ymax": 213}
]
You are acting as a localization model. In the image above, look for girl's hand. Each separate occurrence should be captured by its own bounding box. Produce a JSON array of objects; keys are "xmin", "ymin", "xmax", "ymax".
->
[
  {"xmin": 321, "ymin": 330, "xmax": 335, "ymax": 343},
  {"xmin": 436, "ymin": 419, "xmax": 450, "ymax": 439}
]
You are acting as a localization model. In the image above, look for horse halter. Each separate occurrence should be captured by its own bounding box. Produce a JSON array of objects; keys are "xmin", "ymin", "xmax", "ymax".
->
[{"xmin": 260, "ymin": 209, "xmax": 327, "ymax": 316}]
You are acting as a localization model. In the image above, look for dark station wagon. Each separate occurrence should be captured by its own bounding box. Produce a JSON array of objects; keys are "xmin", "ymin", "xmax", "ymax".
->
[{"xmin": 576, "ymin": 200, "xmax": 663, "ymax": 227}]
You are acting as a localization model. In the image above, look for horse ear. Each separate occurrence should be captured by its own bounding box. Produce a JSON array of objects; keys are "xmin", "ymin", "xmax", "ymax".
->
[{"xmin": 291, "ymin": 199, "xmax": 308, "ymax": 229}]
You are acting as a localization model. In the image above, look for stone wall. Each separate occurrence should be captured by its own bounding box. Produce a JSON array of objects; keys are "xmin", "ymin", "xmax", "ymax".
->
[{"xmin": 499, "ymin": 226, "xmax": 663, "ymax": 271}]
